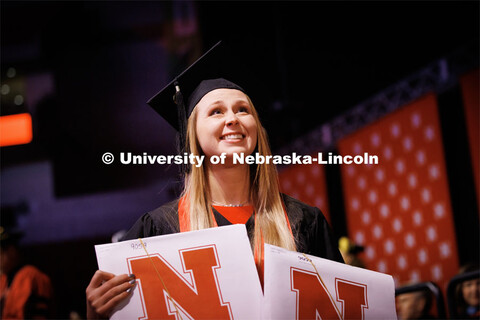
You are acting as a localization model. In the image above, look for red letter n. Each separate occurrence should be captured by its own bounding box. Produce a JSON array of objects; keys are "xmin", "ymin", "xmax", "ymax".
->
[
  {"xmin": 129, "ymin": 245, "xmax": 232, "ymax": 319},
  {"xmin": 291, "ymin": 267, "xmax": 341, "ymax": 320},
  {"xmin": 336, "ymin": 278, "xmax": 368, "ymax": 320}
]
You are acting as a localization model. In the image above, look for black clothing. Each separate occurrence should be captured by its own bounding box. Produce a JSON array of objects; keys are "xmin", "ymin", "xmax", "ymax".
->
[{"xmin": 122, "ymin": 194, "xmax": 344, "ymax": 263}]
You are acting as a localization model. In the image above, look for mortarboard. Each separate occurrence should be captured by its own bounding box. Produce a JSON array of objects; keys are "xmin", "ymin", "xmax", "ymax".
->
[{"xmin": 147, "ymin": 40, "xmax": 267, "ymax": 174}]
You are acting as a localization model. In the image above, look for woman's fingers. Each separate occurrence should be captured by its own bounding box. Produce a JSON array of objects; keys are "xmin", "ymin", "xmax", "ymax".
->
[
  {"xmin": 93, "ymin": 281, "xmax": 136, "ymax": 316},
  {"xmin": 87, "ymin": 270, "xmax": 115, "ymax": 289},
  {"xmin": 86, "ymin": 272, "xmax": 136, "ymax": 319},
  {"xmin": 93, "ymin": 274, "xmax": 136, "ymax": 306}
]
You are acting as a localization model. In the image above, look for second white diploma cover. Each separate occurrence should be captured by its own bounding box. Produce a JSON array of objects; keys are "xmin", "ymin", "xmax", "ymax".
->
[{"xmin": 263, "ymin": 244, "xmax": 397, "ymax": 319}]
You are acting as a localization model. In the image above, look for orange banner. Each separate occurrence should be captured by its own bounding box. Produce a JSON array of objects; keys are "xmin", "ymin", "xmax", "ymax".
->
[
  {"xmin": 338, "ymin": 93, "xmax": 458, "ymax": 293},
  {"xmin": 279, "ymin": 159, "xmax": 330, "ymax": 223}
]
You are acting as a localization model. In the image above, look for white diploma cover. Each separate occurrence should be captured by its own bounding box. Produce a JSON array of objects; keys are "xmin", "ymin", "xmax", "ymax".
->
[
  {"xmin": 95, "ymin": 225, "xmax": 263, "ymax": 320},
  {"xmin": 263, "ymin": 244, "xmax": 397, "ymax": 320},
  {"xmin": 95, "ymin": 225, "xmax": 397, "ymax": 319}
]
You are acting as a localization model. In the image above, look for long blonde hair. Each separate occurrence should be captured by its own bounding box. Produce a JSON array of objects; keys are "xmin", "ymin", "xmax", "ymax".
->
[{"xmin": 181, "ymin": 95, "xmax": 297, "ymax": 260}]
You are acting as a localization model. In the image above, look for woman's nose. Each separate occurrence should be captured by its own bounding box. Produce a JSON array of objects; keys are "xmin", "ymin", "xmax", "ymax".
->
[{"xmin": 226, "ymin": 112, "xmax": 239, "ymax": 126}]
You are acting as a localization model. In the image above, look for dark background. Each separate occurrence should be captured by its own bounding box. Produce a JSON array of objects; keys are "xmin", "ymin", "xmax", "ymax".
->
[{"xmin": 2, "ymin": 1, "xmax": 478, "ymax": 196}]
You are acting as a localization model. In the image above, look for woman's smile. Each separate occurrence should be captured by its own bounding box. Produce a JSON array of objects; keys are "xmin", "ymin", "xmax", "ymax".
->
[{"xmin": 220, "ymin": 133, "xmax": 245, "ymax": 141}]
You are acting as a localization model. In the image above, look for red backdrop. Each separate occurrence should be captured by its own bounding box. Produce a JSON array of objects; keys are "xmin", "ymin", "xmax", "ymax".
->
[
  {"xmin": 279, "ymin": 159, "xmax": 331, "ymax": 224},
  {"xmin": 337, "ymin": 93, "xmax": 459, "ymax": 292}
]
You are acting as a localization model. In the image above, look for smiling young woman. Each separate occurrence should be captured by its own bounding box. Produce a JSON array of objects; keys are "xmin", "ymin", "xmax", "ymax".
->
[
  {"xmin": 85, "ymin": 41, "xmax": 344, "ymax": 319},
  {"xmin": 183, "ymin": 85, "xmax": 296, "ymax": 257}
]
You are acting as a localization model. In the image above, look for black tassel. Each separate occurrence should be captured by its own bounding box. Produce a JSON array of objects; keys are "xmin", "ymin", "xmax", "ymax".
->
[{"xmin": 174, "ymin": 80, "xmax": 188, "ymax": 176}]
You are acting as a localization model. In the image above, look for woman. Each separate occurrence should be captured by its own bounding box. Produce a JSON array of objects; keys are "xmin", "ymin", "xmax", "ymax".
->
[
  {"xmin": 455, "ymin": 264, "xmax": 480, "ymax": 319},
  {"xmin": 86, "ymin": 42, "xmax": 343, "ymax": 319}
]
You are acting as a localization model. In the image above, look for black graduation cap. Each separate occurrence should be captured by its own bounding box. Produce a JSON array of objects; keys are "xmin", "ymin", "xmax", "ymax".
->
[{"xmin": 147, "ymin": 40, "xmax": 268, "ymax": 174}]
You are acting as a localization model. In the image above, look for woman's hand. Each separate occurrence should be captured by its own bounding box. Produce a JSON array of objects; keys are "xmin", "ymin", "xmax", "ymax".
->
[{"xmin": 86, "ymin": 270, "xmax": 136, "ymax": 319}]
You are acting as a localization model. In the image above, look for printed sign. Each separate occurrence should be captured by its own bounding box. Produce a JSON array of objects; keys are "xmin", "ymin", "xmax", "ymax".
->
[
  {"xmin": 263, "ymin": 244, "xmax": 397, "ymax": 320},
  {"xmin": 95, "ymin": 225, "xmax": 396, "ymax": 319},
  {"xmin": 95, "ymin": 225, "xmax": 263, "ymax": 320}
]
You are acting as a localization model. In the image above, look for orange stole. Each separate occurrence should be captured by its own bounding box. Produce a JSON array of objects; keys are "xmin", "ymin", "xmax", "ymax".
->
[{"xmin": 212, "ymin": 205, "xmax": 254, "ymax": 224}]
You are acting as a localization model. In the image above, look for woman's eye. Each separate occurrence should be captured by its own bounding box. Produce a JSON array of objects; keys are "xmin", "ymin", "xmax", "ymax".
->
[
  {"xmin": 210, "ymin": 109, "xmax": 222, "ymax": 116},
  {"xmin": 238, "ymin": 106, "xmax": 249, "ymax": 113}
]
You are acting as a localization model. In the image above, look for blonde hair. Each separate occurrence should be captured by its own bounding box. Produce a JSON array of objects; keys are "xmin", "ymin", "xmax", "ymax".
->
[{"xmin": 181, "ymin": 95, "xmax": 296, "ymax": 261}]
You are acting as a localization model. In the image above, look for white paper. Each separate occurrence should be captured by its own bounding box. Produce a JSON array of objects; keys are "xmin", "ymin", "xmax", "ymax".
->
[
  {"xmin": 95, "ymin": 224, "xmax": 263, "ymax": 320},
  {"xmin": 95, "ymin": 225, "xmax": 397, "ymax": 320},
  {"xmin": 263, "ymin": 244, "xmax": 397, "ymax": 320}
]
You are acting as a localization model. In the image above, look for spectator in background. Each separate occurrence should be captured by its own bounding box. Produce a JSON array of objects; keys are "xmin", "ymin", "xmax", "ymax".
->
[
  {"xmin": 0, "ymin": 227, "xmax": 55, "ymax": 319},
  {"xmin": 338, "ymin": 236, "xmax": 366, "ymax": 268},
  {"xmin": 455, "ymin": 263, "xmax": 480, "ymax": 319},
  {"xmin": 396, "ymin": 289, "xmax": 435, "ymax": 320}
]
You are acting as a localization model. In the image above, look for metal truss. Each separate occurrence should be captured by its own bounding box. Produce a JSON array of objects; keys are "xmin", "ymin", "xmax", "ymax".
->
[{"xmin": 276, "ymin": 41, "xmax": 479, "ymax": 157}]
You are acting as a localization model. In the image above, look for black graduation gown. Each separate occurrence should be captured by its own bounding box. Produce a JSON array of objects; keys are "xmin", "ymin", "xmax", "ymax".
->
[{"xmin": 122, "ymin": 194, "xmax": 344, "ymax": 264}]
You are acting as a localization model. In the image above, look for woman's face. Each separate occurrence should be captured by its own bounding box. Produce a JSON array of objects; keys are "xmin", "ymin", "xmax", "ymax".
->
[
  {"xmin": 195, "ymin": 88, "xmax": 258, "ymax": 160},
  {"xmin": 462, "ymin": 278, "xmax": 480, "ymax": 307}
]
